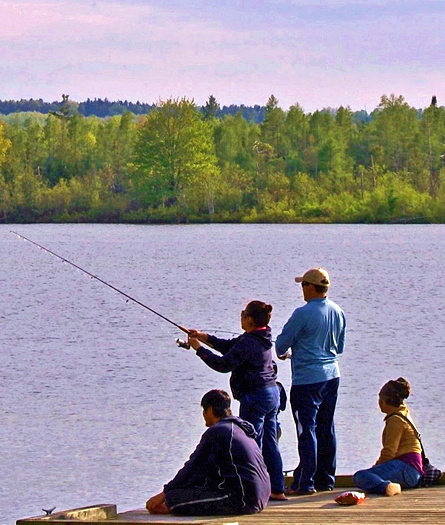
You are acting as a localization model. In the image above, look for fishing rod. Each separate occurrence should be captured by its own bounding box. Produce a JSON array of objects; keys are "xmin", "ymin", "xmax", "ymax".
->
[{"xmin": 11, "ymin": 231, "xmax": 190, "ymax": 336}]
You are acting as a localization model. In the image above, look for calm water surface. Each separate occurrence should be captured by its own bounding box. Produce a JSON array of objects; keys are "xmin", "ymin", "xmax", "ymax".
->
[{"xmin": 2, "ymin": 224, "xmax": 444, "ymax": 524}]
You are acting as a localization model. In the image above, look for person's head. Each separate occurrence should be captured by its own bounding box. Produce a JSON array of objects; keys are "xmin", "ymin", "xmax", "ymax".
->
[
  {"xmin": 201, "ymin": 389, "xmax": 232, "ymax": 426},
  {"xmin": 295, "ymin": 267, "xmax": 330, "ymax": 300},
  {"xmin": 379, "ymin": 377, "xmax": 411, "ymax": 411},
  {"xmin": 241, "ymin": 300, "xmax": 272, "ymax": 332}
]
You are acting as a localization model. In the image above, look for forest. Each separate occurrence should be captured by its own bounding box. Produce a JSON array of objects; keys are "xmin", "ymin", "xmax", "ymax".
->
[
  {"xmin": 0, "ymin": 97, "xmax": 267, "ymax": 122},
  {"xmin": 0, "ymin": 94, "xmax": 444, "ymax": 224}
]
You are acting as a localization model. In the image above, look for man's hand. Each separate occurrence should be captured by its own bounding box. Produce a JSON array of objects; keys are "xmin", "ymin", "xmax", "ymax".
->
[{"xmin": 146, "ymin": 491, "xmax": 169, "ymax": 514}]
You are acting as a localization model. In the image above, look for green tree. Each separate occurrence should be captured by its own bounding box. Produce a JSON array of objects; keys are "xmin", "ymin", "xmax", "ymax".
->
[
  {"xmin": 65, "ymin": 113, "xmax": 97, "ymax": 177},
  {"xmin": 367, "ymin": 94, "xmax": 421, "ymax": 173},
  {"xmin": 260, "ymin": 95, "xmax": 287, "ymax": 162},
  {"xmin": 419, "ymin": 104, "xmax": 445, "ymax": 195},
  {"xmin": 360, "ymin": 174, "xmax": 431, "ymax": 223},
  {"xmin": 214, "ymin": 113, "xmax": 258, "ymax": 171},
  {"xmin": 304, "ymin": 110, "xmax": 336, "ymax": 176},
  {"xmin": 10, "ymin": 170, "xmax": 46, "ymax": 221},
  {"xmin": 94, "ymin": 112, "xmax": 136, "ymax": 193},
  {"xmin": 0, "ymin": 122, "xmax": 11, "ymax": 168},
  {"xmin": 2, "ymin": 117, "xmax": 46, "ymax": 187},
  {"xmin": 130, "ymin": 98, "xmax": 219, "ymax": 214},
  {"xmin": 333, "ymin": 106, "xmax": 356, "ymax": 174},
  {"xmin": 42, "ymin": 114, "xmax": 70, "ymax": 185},
  {"xmin": 284, "ymin": 104, "xmax": 309, "ymax": 175},
  {"xmin": 202, "ymin": 95, "xmax": 220, "ymax": 120},
  {"xmin": 0, "ymin": 122, "xmax": 12, "ymax": 220}
]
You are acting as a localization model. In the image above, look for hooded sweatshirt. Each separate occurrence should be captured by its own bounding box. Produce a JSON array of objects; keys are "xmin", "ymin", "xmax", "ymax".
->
[
  {"xmin": 164, "ymin": 416, "xmax": 271, "ymax": 514},
  {"xmin": 196, "ymin": 328, "xmax": 276, "ymax": 400}
]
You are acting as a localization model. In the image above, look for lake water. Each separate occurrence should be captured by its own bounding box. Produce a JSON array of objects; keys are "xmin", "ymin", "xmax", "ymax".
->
[{"xmin": 2, "ymin": 223, "xmax": 444, "ymax": 524}]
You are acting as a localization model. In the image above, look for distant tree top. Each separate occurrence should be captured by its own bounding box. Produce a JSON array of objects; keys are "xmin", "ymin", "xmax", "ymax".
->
[
  {"xmin": 0, "ymin": 97, "xmax": 155, "ymax": 118},
  {"xmin": 0, "ymin": 95, "xmax": 268, "ymax": 122},
  {"xmin": 0, "ymin": 95, "xmax": 411, "ymax": 123}
]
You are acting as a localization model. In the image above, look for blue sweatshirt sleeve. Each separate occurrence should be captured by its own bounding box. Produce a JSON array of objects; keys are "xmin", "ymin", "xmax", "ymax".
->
[
  {"xmin": 207, "ymin": 334, "xmax": 240, "ymax": 355},
  {"xmin": 164, "ymin": 429, "xmax": 214, "ymax": 490},
  {"xmin": 196, "ymin": 339, "xmax": 247, "ymax": 373}
]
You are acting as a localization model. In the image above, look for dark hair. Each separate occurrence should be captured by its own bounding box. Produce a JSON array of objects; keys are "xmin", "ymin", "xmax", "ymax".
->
[
  {"xmin": 379, "ymin": 377, "xmax": 411, "ymax": 407},
  {"xmin": 244, "ymin": 300, "xmax": 272, "ymax": 327},
  {"xmin": 201, "ymin": 389, "xmax": 232, "ymax": 418},
  {"xmin": 314, "ymin": 284, "xmax": 329, "ymax": 294}
]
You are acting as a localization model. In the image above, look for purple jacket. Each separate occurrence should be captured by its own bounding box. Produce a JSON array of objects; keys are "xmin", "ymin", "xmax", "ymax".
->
[{"xmin": 164, "ymin": 416, "xmax": 271, "ymax": 513}]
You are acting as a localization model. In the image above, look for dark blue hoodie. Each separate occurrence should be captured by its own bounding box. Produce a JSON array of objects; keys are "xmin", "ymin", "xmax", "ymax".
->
[
  {"xmin": 196, "ymin": 328, "xmax": 276, "ymax": 400},
  {"xmin": 164, "ymin": 416, "xmax": 271, "ymax": 514}
]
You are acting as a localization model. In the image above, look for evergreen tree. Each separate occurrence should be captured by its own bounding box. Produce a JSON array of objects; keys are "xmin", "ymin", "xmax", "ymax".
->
[
  {"xmin": 368, "ymin": 94, "xmax": 421, "ymax": 173},
  {"xmin": 202, "ymin": 95, "xmax": 220, "ymax": 120},
  {"xmin": 419, "ymin": 103, "xmax": 445, "ymax": 195},
  {"xmin": 284, "ymin": 103, "xmax": 309, "ymax": 175},
  {"xmin": 260, "ymin": 95, "xmax": 287, "ymax": 160}
]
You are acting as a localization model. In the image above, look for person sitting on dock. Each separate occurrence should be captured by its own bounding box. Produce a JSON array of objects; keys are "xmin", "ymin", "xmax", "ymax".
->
[
  {"xmin": 146, "ymin": 389, "xmax": 271, "ymax": 516},
  {"xmin": 353, "ymin": 377, "xmax": 423, "ymax": 496}
]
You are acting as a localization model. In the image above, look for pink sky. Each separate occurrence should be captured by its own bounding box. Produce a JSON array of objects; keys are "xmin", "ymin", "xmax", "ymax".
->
[{"xmin": 1, "ymin": 0, "xmax": 444, "ymax": 111}]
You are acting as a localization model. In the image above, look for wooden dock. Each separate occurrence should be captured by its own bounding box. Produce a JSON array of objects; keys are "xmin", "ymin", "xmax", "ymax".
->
[{"xmin": 16, "ymin": 476, "xmax": 445, "ymax": 525}]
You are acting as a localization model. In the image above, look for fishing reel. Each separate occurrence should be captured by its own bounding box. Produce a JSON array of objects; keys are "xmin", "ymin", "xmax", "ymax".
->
[{"xmin": 175, "ymin": 338, "xmax": 190, "ymax": 349}]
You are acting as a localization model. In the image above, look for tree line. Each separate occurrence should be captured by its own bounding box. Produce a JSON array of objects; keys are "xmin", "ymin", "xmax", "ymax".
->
[
  {"xmin": 0, "ymin": 96, "xmax": 267, "ymax": 122},
  {"xmin": 0, "ymin": 94, "xmax": 444, "ymax": 224}
]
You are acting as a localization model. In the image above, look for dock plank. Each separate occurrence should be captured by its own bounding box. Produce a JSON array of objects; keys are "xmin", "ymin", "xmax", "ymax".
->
[{"xmin": 16, "ymin": 485, "xmax": 445, "ymax": 525}]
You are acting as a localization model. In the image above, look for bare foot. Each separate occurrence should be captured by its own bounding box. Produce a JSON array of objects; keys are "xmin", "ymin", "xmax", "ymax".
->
[
  {"xmin": 270, "ymin": 492, "xmax": 288, "ymax": 501},
  {"xmin": 385, "ymin": 483, "xmax": 401, "ymax": 496},
  {"xmin": 149, "ymin": 501, "xmax": 170, "ymax": 514}
]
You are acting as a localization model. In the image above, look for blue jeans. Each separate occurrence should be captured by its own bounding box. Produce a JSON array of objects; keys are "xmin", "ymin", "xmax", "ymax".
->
[
  {"xmin": 239, "ymin": 386, "xmax": 285, "ymax": 494},
  {"xmin": 353, "ymin": 459, "xmax": 422, "ymax": 494},
  {"xmin": 290, "ymin": 378, "xmax": 339, "ymax": 492}
]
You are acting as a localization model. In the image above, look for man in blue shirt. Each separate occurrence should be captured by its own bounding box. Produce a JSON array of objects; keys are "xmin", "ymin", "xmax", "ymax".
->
[{"xmin": 275, "ymin": 268, "xmax": 346, "ymax": 495}]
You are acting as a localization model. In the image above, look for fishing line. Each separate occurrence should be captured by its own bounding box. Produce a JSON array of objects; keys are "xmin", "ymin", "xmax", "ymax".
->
[
  {"xmin": 11, "ymin": 231, "xmax": 190, "ymax": 336},
  {"xmin": 202, "ymin": 329, "xmax": 240, "ymax": 336}
]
